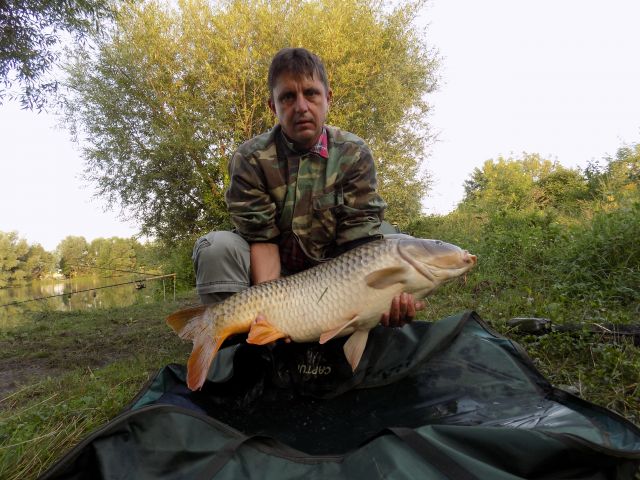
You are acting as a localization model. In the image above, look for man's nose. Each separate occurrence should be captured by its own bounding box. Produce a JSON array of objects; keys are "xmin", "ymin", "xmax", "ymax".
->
[{"xmin": 294, "ymin": 94, "xmax": 309, "ymax": 112}]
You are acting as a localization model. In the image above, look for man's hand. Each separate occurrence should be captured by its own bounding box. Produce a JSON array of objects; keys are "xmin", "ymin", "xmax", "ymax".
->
[{"xmin": 380, "ymin": 293, "xmax": 425, "ymax": 328}]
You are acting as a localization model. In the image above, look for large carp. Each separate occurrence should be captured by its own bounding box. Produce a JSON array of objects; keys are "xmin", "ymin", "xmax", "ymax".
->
[{"xmin": 167, "ymin": 237, "xmax": 477, "ymax": 390}]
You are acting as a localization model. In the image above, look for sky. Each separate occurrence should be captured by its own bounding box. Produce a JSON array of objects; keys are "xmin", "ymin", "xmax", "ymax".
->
[{"xmin": 1, "ymin": 0, "xmax": 639, "ymax": 251}]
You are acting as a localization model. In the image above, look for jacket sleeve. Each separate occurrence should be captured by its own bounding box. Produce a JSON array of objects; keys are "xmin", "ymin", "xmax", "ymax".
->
[
  {"xmin": 225, "ymin": 151, "xmax": 280, "ymax": 242},
  {"xmin": 335, "ymin": 144, "xmax": 387, "ymax": 246}
]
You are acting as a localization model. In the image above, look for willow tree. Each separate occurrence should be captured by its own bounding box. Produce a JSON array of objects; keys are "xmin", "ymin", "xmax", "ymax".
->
[
  {"xmin": 63, "ymin": 0, "xmax": 438, "ymax": 243},
  {"xmin": 0, "ymin": 0, "xmax": 114, "ymax": 110}
]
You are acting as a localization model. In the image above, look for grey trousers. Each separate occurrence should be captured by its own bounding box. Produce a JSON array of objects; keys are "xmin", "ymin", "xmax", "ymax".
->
[
  {"xmin": 193, "ymin": 223, "xmax": 406, "ymax": 305},
  {"xmin": 192, "ymin": 231, "xmax": 251, "ymax": 305}
]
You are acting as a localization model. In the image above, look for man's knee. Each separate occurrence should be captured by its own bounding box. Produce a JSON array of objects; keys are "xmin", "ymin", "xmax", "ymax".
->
[
  {"xmin": 192, "ymin": 231, "xmax": 250, "ymax": 303},
  {"xmin": 193, "ymin": 231, "xmax": 249, "ymax": 273}
]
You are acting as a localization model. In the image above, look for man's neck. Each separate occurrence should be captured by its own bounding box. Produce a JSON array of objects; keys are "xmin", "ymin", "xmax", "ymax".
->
[{"xmin": 280, "ymin": 127, "xmax": 328, "ymax": 159}]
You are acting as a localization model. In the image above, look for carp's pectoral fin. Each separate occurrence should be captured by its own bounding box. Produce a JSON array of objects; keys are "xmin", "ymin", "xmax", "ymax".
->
[
  {"xmin": 343, "ymin": 329, "xmax": 370, "ymax": 372},
  {"xmin": 247, "ymin": 316, "xmax": 288, "ymax": 345},
  {"xmin": 319, "ymin": 316, "xmax": 360, "ymax": 344},
  {"xmin": 365, "ymin": 266, "xmax": 409, "ymax": 289},
  {"xmin": 166, "ymin": 305, "xmax": 209, "ymax": 340}
]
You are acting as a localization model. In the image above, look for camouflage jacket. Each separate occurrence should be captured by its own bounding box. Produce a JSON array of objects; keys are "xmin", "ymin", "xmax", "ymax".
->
[{"xmin": 225, "ymin": 124, "xmax": 387, "ymax": 262}]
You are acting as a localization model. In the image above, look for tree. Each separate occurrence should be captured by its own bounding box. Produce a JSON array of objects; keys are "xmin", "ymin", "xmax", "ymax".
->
[
  {"xmin": 579, "ymin": 142, "xmax": 640, "ymax": 210},
  {"xmin": 536, "ymin": 168, "xmax": 589, "ymax": 211},
  {"xmin": 88, "ymin": 236, "xmax": 136, "ymax": 275},
  {"xmin": 0, "ymin": 232, "xmax": 57, "ymax": 285},
  {"xmin": 461, "ymin": 153, "xmax": 588, "ymax": 214},
  {"xmin": 600, "ymin": 143, "xmax": 640, "ymax": 206},
  {"xmin": 23, "ymin": 243, "xmax": 56, "ymax": 279},
  {"xmin": 63, "ymin": 0, "xmax": 438, "ymax": 242},
  {"xmin": 0, "ymin": 0, "xmax": 114, "ymax": 110},
  {"xmin": 0, "ymin": 231, "xmax": 29, "ymax": 287},
  {"xmin": 57, "ymin": 235, "xmax": 89, "ymax": 277}
]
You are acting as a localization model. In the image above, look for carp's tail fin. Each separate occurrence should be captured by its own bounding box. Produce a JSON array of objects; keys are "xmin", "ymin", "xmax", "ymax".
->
[{"xmin": 166, "ymin": 305, "xmax": 229, "ymax": 391}]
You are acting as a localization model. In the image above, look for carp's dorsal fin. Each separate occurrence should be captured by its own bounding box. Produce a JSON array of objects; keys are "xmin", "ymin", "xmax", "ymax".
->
[
  {"xmin": 247, "ymin": 316, "xmax": 288, "ymax": 345},
  {"xmin": 166, "ymin": 305, "xmax": 208, "ymax": 340},
  {"xmin": 343, "ymin": 329, "xmax": 370, "ymax": 372},
  {"xmin": 319, "ymin": 316, "xmax": 360, "ymax": 344},
  {"xmin": 365, "ymin": 266, "xmax": 409, "ymax": 289}
]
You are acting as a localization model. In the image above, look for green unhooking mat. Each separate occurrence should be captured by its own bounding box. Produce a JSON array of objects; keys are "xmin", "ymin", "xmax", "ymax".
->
[{"xmin": 41, "ymin": 311, "xmax": 640, "ymax": 479}]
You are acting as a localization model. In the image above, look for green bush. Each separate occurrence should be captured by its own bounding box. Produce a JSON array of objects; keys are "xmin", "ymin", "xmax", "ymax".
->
[
  {"xmin": 475, "ymin": 209, "xmax": 563, "ymax": 288},
  {"xmin": 554, "ymin": 201, "xmax": 640, "ymax": 306}
]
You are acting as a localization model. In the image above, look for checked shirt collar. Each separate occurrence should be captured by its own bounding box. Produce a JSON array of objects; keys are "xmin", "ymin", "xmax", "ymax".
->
[{"xmin": 280, "ymin": 127, "xmax": 329, "ymax": 159}]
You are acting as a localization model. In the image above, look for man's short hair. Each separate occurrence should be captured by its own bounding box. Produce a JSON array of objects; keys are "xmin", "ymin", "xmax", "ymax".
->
[{"xmin": 268, "ymin": 48, "xmax": 330, "ymax": 98}]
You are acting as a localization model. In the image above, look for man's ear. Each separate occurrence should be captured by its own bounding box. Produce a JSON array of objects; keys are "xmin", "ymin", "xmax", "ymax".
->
[
  {"xmin": 327, "ymin": 89, "xmax": 333, "ymax": 106},
  {"xmin": 268, "ymin": 97, "xmax": 276, "ymax": 115}
]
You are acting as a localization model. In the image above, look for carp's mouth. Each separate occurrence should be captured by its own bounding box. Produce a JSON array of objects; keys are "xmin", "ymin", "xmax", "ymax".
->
[{"xmin": 398, "ymin": 241, "xmax": 477, "ymax": 282}]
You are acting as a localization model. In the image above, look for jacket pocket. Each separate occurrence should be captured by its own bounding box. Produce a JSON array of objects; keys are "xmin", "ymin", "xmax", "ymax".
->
[{"xmin": 310, "ymin": 189, "xmax": 344, "ymax": 248}]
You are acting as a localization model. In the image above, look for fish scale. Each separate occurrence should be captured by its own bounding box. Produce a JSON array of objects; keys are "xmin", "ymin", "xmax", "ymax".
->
[{"xmin": 167, "ymin": 237, "xmax": 476, "ymax": 390}]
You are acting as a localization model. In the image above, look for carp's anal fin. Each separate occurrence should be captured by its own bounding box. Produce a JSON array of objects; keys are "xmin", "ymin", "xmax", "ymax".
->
[
  {"xmin": 365, "ymin": 266, "xmax": 409, "ymax": 289},
  {"xmin": 247, "ymin": 316, "xmax": 288, "ymax": 345},
  {"xmin": 343, "ymin": 329, "xmax": 370, "ymax": 372},
  {"xmin": 166, "ymin": 305, "xmax": 209, "ymax": 340},
  {"xmin": 319, "ymin": 316, "xmax": 360, "ymax": 344}
]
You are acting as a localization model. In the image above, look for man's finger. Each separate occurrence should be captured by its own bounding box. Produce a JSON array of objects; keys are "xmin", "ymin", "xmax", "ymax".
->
[
  {"xmin": 406, "ymin": 296, "xmax": 416, "ymax": 319},
  {"xmin": 398, "ymin": 293, "xmax": 409, "ymax": 320},
  {"xmin": 390, "ymin": 295, "xmax": 400, "ymax": 323}
]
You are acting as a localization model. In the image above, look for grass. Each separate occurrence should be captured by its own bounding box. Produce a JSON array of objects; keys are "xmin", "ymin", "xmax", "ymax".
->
[
  {"xmin": 1, "ymin": 271, "xmax": 640, "ymax": 478},
  {"xmin": 0, "ymin": 293, "xmax": 194, "ymax": 479}
]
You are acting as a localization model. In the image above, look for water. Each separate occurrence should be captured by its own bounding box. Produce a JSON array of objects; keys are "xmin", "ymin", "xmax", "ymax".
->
[{"xmin": 0, "ymin": 276, "xmax": 173, "ymax": 328}]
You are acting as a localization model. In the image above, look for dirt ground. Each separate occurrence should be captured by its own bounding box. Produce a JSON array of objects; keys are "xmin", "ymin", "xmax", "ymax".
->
[{"xmin": 0, "ymin": 358, "xmax": 66, "ymax": 399}]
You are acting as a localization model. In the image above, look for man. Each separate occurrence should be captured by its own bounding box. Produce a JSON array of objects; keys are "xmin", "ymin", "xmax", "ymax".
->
[{"xmin": 193, "ymin": 47, "xmax": 423, "ymax": 327}]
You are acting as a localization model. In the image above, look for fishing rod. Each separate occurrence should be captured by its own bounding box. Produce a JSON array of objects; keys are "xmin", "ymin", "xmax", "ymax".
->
[
  {"xmin": 0, "ymin": 274, "xmax": 176, "ymax": 308},
  {"xmin": 69, "ymin": 265, "xmax": 167, "ymax": 276},
  {"xmin": 0, "ymin": 266, "xmax": 165, "ymax": 292}
]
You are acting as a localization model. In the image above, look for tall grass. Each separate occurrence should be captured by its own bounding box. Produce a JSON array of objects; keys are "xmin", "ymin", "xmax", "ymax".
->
[{"xmin": 407, "ymin": 198, "xmax": 639, "ymax": 325}]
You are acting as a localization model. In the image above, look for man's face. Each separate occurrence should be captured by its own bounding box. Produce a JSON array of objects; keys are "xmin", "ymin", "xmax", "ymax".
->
[{"xmin": 268, "ymin": 71, "xmax": 332, "ymax": 150}]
